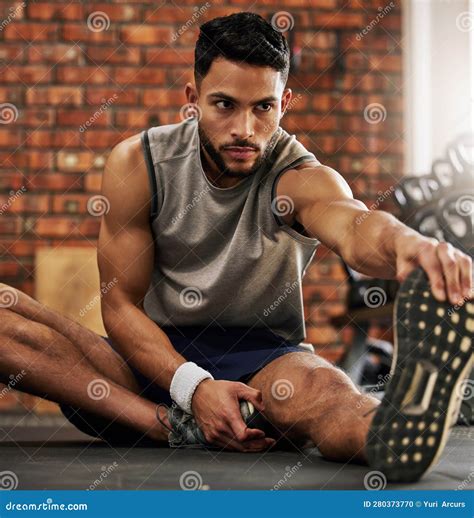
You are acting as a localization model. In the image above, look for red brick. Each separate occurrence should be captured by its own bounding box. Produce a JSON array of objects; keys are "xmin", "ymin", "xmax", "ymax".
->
[
  {"xmin": 142, "ymin": 88, "xmax": 187, "ymax": 108},
  {"xmin": 0, "ymin": 171, "xmax": 26, "ymax": 190},
  {"xmin": 0, "ymin": 130, "xmax": 21, "ymax": 147},
  {"xmin": 57, "ymin": 151, "xmax": 95, "ymax": 172},
  {"xmin": 3, "ymin": 22, "xmax": 57, "ymax": 41},
  {"xmin": 114, "ymin": 110, "xmax": 154, "ymax": 128},
  {"xmin": 84, "ymin": 46, "xmax": 141, "ymax": 65},
  {"xmin": 57, "ymin": 66, "xmax": 111, "ymax": 85},
  {"xmin": 27, "ymin": 3, "xmax": 84, "ymax": 20},
  {"xmin": 283, "ymin": 114, "xmax": 337, "ymax": 133},
  {"xmin": 84, "ymin": 172, "xmax": 103, "ymax": 192},
  {"xmin": 0, "ymin": 240, "xmax": 36, "ymax": 257},
  {"xmin": 85, "ymin": 4, "xmax": 139, "ymax": 22},
  {"xmin": 26, "ymin": 130, "xmax": 81, "ymax": 148},
  {"xmin": 120, "ymin": 26, "xmax": 172, "ymax": 45},
  {"xmin": 297, "ymin": 31, "xmax": 337, "ymax": 50},
  {"xmin": 17, "ymin": 108, "xmax": 54, "ymax": 127},
  {"xmin": 57, "ymin": 109, "xmax": 110, "ymax": 128},
  {"xmin": 34, "ymin": 217, "xmax": 100, "ymax": 238},
  {"xmin": 26, "ymin": 86, "xmax": 82, "ymax": 106},
  {"xmin": 312, "ymin": 12, "xmax": 365, "ymax": 29},
  {"xmin": 26, "ymin": 174, "xmax": 83, "ymax": 191},
  {"xmin": 113, "ymin": 67, "xmax": 166, "ymax": 85},
  {"xmin": 0, "ymin": 192, "xmax": 48, "ymax": 214},
  {"xmin": 145, "ymin": 48, "xmax": 194, "ymax": 66},
  {"xmin": 27, "ymin": 45, "xmax": 83, "ymax": 65},
  {"xmin": 83, "ymin": 130, "xmax": 135, "ymax": 149},
  {"xmin": 0, "ymin": 89, "xmax": 22, "ymax": 107},
  {"xmin": 368, "ymin": 54, "xmax": 402, "ymax": 73},
  {"xmin": 0, "ymin": 217, "xmax": 22, "ymax": 235},
  {"xmin": 25, "ymin": 151, "xmax": 53, "ymax": 170},
  {"xmin": 86, "ymin": 88, "xmax": 138, "ymax": 106},
  {"xmin": 61, "ymin": 23, "xmax": 117, "ymax": 44},
  {"xmin": 2, "ymin": 65, "xmax": 52, "ymax": 84},
  {"xmin": 0, "ymin": 45, "xmax": 24, "ymax": 61},
  {"xmin": 145, "ymin": 6, "xmax": 201, "ymax": 23},
  {"xmin": 0, "ymin": 2, "xmax": 26, "ymax": 21},
  {"xmin": 52, "ymin": 194, "xmax": 91, "ymax": 214}
]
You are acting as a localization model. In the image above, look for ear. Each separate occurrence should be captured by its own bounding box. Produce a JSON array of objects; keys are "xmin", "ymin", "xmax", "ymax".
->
[
  {"xmin": 280, "ymin": 88, "xmax": 292, "ymax": 117},
  {"xmin": 185, "ymin": 82, "xmax": 199, "ymax": 104}
]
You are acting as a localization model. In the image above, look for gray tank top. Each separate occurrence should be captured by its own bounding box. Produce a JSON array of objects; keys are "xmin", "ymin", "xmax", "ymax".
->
[{"xmin": 140, "ymin": 117, "xmax": 321, "ymax": 345}]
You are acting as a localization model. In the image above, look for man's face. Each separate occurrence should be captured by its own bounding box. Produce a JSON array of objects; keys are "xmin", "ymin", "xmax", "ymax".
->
[{"xmin": 186, "ymin": 58, "xmax": 292, "ymax": 181}]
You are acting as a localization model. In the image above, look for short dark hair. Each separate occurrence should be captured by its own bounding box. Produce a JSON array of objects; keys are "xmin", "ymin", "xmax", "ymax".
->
[{"xmin": 194, "ymin": 12, "xmax": 290, "ymax": 91}]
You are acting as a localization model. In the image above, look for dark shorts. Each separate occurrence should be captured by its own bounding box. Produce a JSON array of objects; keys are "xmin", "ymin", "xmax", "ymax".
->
[{"xmin": 60, "ymin": 325, "xmax": 310, "ymax": 446}]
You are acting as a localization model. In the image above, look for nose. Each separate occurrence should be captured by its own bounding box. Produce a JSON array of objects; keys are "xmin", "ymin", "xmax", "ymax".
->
[{"xmin": 230, "ymin": 111, "xmax": 254, "ymax": 141}]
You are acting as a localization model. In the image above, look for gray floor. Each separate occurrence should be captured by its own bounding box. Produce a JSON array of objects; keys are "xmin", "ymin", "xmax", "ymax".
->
[{"xmin": 0, "ymin": 415, "xmax": 472, "ymax": 490}]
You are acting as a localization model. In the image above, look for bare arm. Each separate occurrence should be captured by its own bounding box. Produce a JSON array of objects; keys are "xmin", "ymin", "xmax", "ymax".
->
[
  {"xmin": 97, "ymin": 136, "xmax": 186, "ymax": 391},
  {"xmin": 97, "ymin": 136, "xmax": 272, "ymax": 451},
  {"xmin": 279, "ymin": 165, "xmax": 472, "ymax": 305}
]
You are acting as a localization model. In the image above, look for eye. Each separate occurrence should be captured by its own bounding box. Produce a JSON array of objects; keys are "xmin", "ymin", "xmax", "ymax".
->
[
  {"xmin": 215, "ymin": 100, "xmax": 233, "ymax": 109},
  {"xmin": 257, "ymin": 103, "xmax": 273, "ymax": 112}
]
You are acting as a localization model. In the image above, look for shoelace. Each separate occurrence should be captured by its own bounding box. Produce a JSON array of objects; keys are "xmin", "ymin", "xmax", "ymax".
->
[{"xmin": 156, "ymin": 403, "xmax": 174, "ymax": 434}]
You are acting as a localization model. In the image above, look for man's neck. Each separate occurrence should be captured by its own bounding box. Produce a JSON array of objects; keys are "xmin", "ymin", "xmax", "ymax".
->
[{"xmin": 200, "ymin": 147, "xmax": 245, "ymax": 189}]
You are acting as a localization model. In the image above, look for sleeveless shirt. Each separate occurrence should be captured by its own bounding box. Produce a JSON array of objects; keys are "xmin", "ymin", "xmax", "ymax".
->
[{"xmin": 140, "ymin": 117, "xmax": 321, "ymax": 345}]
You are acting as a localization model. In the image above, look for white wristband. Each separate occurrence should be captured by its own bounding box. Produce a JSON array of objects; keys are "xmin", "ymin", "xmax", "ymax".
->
[{"xmin": 169, "ymin": 362, "xmax": 214, "ymax": 414}]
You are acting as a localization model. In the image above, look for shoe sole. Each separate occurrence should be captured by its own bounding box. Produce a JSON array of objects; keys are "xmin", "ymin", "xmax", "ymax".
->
[{"xmin": 366, "ymin": 266, "xmax": 473, "ymax": 483}]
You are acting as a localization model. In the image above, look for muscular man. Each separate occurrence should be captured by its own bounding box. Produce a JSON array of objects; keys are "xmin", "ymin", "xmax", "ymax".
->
[{"xmin": 0, "ymin": 12, "xmax": 471, "ymax": 483}]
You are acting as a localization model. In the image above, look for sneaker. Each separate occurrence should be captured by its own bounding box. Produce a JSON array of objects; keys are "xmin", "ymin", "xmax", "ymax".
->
[
  {"xmin": 365, "ymin": 266, "xmax": 473, "ymax": 482},
  {"xmin": 157, "ymin": 400, "xmax": 267, "ymax": 449}
]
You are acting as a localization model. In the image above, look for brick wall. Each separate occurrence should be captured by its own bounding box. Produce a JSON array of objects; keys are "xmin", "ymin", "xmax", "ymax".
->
[{"xmin": 0, "ymin": 0, "xmax": 403, "ymax": 412}]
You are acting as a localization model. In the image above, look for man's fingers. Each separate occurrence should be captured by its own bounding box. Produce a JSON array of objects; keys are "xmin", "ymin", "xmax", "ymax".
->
[
  {"xmin": 235, "ymin": 384, "xmax": 265, "ymax": 412},
  {"xmin": 436, "ymin": 242, "xmax": 462, "ymax": 304},
  {"xmin": 226, "ymin": 407, "xmax": 264, "ymax": 442},
  {"xmin": 416, "ymin": 242, "xmax": 446, "ymax": 301},
  {"xmin": 456, "ymin": 251, "xmax": 473, "ymax": 300}
]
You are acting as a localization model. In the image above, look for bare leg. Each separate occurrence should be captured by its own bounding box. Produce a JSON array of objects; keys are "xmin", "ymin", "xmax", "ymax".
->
[
  {"xmin": 0, "ymin": 283, "xmax": 170, "ymax": 442},
  {"xmin": 246, "ymin": 351, "xmax": 380, "ymax": 463}
]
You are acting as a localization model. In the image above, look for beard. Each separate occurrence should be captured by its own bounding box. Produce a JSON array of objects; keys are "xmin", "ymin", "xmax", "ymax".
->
[{"xmin": 198, "ymin": 125, "xmax": 280, "ymax": 180}]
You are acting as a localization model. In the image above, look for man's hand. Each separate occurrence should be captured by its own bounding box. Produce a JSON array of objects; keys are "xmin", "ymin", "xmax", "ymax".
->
[
  {"xmin": 394, "ymin": 232, "xmax": 472, "ymax": 305},
  {"xmin": 191, "ymin": 379, "xmax": 276, "ymax": 452}
]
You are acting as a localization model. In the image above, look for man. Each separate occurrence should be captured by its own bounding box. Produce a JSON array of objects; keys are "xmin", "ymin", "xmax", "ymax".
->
[{"xmin": 0, "ymin": 12, "xmax": 471, "ymax": 483}]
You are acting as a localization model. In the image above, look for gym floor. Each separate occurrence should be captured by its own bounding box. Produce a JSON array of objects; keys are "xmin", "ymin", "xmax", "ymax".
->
[{"xmin": 1, "ymin": 415, "xmax": 472, "ymax": 490}]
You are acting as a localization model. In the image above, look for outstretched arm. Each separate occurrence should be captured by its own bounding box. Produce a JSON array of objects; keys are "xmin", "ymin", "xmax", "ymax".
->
[{"xmin": 278, "ymin": 165, "xmax": 472, "ymax": 305}]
